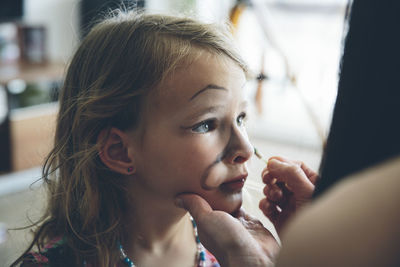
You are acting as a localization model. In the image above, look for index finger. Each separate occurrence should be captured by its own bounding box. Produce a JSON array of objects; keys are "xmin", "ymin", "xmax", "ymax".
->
[
  {"xmin": 175, "ymin": 193, "xmax": 213, "ymax": 220},
  {"xmin": 269, "ymin": 156, "xmax": 318, "ymax": 185}
]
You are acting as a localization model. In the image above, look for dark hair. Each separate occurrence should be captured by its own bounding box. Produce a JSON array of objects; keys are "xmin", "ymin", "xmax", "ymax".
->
[{"xmin": 315, "ymin": 0, "xmax": 400, "ymax": 197}]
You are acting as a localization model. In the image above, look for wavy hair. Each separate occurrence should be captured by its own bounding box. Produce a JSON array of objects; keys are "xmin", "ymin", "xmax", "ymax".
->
[{"xmin": 12, "ymin": 11, "xmax": 247, "ymax": 266}]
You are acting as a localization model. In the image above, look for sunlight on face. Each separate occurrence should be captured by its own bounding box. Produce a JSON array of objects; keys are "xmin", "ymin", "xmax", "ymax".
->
[{"xmin": 130, "ymin": 50, "xmax": 253, "ymax": 214}]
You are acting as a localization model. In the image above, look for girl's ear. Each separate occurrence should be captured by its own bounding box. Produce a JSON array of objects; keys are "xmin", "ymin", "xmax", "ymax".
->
[{"xmin": 97, "ymin": 127, "xmax": 136, "ymax": 175}]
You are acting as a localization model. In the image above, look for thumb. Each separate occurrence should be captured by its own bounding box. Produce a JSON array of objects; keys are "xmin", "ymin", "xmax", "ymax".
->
[
  {"xmin": 176, "ymin": 193, "xmax": 241, "ymax": 266},
  {"xmin": 175, "ymin": 193, "xmax": 212, "ymax": 220}
]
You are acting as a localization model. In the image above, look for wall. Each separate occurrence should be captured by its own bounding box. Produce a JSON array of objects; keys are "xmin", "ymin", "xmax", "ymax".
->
[{"xmin": 23, "ymin": 0, "xmax": 80, "ymax": 63}]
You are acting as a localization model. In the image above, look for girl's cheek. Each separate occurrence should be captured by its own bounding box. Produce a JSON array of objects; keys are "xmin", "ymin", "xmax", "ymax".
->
[{"xmin": 202, "ymin": 167, "xmax": 226, "ymax": 189}]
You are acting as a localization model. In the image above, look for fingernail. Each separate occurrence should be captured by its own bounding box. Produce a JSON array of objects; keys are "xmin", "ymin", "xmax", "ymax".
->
[
  {"xmin": 271, "ymin": 178, "xmax": 277, "ymax": 185},
  {"xmin": 174, "ymin": 198, "xmax": 184, "ymax": 208}
]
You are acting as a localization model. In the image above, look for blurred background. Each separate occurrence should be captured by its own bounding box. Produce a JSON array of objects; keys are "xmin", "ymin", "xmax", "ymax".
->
[{"xmin": 0, "ymin": 0, "xmax": 347, "ymax": 265}]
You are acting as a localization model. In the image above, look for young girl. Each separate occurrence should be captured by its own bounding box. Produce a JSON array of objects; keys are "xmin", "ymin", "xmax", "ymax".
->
[{"xmin": 12, "ymin": 11, "xmax": 254, "ymax": 267}]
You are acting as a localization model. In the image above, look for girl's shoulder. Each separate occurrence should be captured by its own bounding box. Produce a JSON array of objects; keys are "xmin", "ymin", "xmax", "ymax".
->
[{"xmin": 19, "ymin": 237, "xmax": 77, "ymax": 267}]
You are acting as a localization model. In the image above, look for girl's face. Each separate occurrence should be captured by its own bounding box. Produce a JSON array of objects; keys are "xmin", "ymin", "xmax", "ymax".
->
[{"xmin": 128, "ymin": 51, "xmax": 253, "ymax": 214}]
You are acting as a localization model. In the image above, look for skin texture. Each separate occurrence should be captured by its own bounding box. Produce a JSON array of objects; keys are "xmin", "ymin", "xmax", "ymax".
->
[
  {"xmin": 175, "ymin": 156, "xmax": 317, "ymax": 266},
  {"xmin": 178, "ymin": 157, "xmax": 400, "ymax": 267},
  {"xmin": 259, "ymin": 156, "xmax": 318, "ymax": 234},
  {"xmin": 176, "ymin": 194, "xmax": 279, "ymax": 267},
  {"xmin": 126, "ymin": 51, "xmax": 253, "ymax": 214},
  {"xmin": 276, "ymin": 157, "xmax": 400, "ymax": 267},
  {"xmin": 99, "ymin": 50, "xmax": 254, "ymax": 267}
]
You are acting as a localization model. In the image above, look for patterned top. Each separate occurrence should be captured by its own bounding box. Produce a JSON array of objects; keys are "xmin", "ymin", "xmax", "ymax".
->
[{"xmin": 20, "ymin": 236, "xmax": 220, "ymax": 267}]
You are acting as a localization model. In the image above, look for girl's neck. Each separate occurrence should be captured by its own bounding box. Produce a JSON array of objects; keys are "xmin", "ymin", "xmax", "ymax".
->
[
  {"xmin": 122, "ymin": 185, "xmax": 197, "ymax": 266},
  {"xmin": 125, "ymin": 204, "xmax": 190, "ymax": 250}
]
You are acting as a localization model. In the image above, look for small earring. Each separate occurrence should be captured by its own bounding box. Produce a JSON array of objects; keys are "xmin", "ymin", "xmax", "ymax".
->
[{"xmin": 127, "ymin": 167, "xmax": 133, "ymax": 173}]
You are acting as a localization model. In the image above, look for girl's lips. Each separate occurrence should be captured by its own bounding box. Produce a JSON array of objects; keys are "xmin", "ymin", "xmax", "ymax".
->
[{"xmin": 220, "ymin": 175, "xmax": 247, "ymax": 192}]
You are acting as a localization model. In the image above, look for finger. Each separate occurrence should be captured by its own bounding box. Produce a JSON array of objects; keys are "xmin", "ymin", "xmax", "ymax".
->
[
  {"xmin": 263, "ymin": 172, "xmax": 291, "ymax": 196},
  {"xmin": 267, "ymin": 158, "xmax": 314, "ymax": 189},
  {"xmin": 263, "ymin": 184, "xmax": 283, "ymax": 202},
  {"xmin": 270, "ymin": 156, "xmax": 319, "ymax": 185},
  {"xmin": 268, "ymin": 156, "xmax": 287, "ymax": 162},
  {"xmin": 175, "ymin": 193, "xmax": 213, "ymax": 220},
  {"xmin": 259, "ymin": 198, "xmax": 280, "ymax": 222},
  {"xmin": 262, "ymin": 171, "xmax": 278, "ymax": 184},
  {"xmin": 263, "ymin": 184, "xmax": 293, "ymax": 211},
  {"xmin": 261, "ymin": 167, "xmax": 269, "ymax": 181},
  {"xmin": 299, "ymin": 161, "xmax": 319, "ymax": 184},
  {"xmin": 259, "ymin": 198, "xmax": 280, "ymax": 216},
  {"xmin": 269, "ymin": 156, "xmax": 304, "ymax": 167}
]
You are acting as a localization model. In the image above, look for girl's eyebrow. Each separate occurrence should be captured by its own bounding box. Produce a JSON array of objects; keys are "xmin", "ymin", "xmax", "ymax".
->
[{"xmin": 189, "ymin": 84, "xmax": 227, "ymax": 101}]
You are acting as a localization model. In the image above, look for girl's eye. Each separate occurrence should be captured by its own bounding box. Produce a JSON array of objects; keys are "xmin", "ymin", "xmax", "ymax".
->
[
  {"xmin": 192, "ymin": 120, "xmax": 216, "ymax": 133},
  {"xmin": 237, "ymin": 112, "xmax": 247, "ymax": 126}
]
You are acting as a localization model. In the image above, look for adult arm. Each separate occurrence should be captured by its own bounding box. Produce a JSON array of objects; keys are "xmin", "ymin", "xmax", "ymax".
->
[{"xmin": 276, "ymin": 157, "xmax": 400, "ymax": 267}]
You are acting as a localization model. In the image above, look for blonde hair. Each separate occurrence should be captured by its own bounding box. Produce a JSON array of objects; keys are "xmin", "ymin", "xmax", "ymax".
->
[{"xmin": 13, "ymin": 11, "xmax": 247, "ymax": 266}]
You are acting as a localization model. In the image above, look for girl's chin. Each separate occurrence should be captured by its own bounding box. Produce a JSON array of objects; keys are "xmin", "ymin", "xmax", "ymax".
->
[{"xmin": 206, "ymin": 192, "xmax": 243, "ymax": 214}]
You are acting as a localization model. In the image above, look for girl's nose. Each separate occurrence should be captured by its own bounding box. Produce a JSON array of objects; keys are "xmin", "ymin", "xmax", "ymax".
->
[{"xmin": 226, "ymin": 126, "xmax": 253, "ymax": 164}]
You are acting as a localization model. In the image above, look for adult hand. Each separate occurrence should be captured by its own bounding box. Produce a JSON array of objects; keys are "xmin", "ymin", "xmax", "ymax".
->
[
  {"xmin": 175, "ymin": 194, "xmax": 279, "ymax": 267},
  {"xmin": 259, "ymin": 156, "xmax": 318, "ymax": 234}
]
